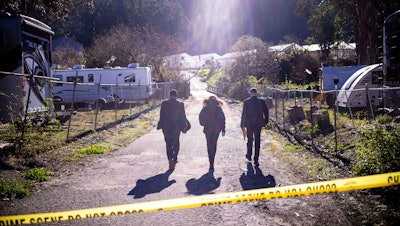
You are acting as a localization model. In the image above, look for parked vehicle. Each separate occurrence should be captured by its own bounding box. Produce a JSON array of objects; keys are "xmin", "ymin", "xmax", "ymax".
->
[
  {"xmin": 321, "ymin": 65, "xmax": 365, "ymax": 91},
  {"xmin": 336, "ymin": 64, "xmax": 383, "ymax": 109},
  {"xmin": 335, "ymin": 10, "xmax": 400, "ymax": 111},
  {"xmin": 52, "ymin": 63, "xmax": 155, "ymax": 109},
  {"xmin": 0, "ymin": 12, "xmax": 54, "ymax": 123}
]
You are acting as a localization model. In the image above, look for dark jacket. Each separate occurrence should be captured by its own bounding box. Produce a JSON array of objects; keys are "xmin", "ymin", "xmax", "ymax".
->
[
  {"xmin": 157, "ymin": 97, "xmax": 186, "ymax": 133},
  {"xmin": 199, "ymin": 103, "xmax": 225, "ymax": 134},
  {"xmin": 240, "ymin": 96, "xmax": 269, "ymax": 128}
]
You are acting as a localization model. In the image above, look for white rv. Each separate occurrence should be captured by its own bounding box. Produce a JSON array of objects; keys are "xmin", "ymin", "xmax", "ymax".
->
[
  {"xmin": 52, "ymin": 63, "xmax": 154, "ymax": 108},
  {"xmin": 337, "ymin": 64, "xmax": 383, "ymax": 108}
]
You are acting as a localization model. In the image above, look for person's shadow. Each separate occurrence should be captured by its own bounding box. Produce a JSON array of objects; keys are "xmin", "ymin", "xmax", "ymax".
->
[
  {"xmin": 186, "ymin": 170, "xmax": 221, "ymax": 195},
  {"xmin": 128, "ymin": 170, "xmax": 176, "ymax": 199},
  {"xmin": 240, "ymin": 163, "xmax": 276, "ymax": 190}
]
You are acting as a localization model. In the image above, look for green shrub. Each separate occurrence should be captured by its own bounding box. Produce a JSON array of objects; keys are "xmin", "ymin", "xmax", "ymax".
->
[
  {"xmin": 78, "ymin": 145, "xmax": 105, "ymax": 155},
  {"xmin": 22, "ymin": 168, "xmax": 54, "ymax": 182},
  {"xmin": 375, "ymin": 114, "xmax": 393, "ymax": 124},
  {"xmin": 352, "ymin": 125, "xmax": 400, "ymax": 175},
  {"xmin": 0, "ymin": 181, "xmax": 31, "ymax": 198},
  {"xmin": 307, "ymin": 123, "xmax": 319, "ymax": 136},
  {"xmin": 227, "ymin": 84, "xmax": 249, "ymax": 100}
]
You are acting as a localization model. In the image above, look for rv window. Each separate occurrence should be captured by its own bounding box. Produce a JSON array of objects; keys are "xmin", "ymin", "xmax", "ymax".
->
[
  {"xmin": 124, "ymin": 74, "xmax": 135, "ymax": 83},
  {"xmin": 53, "ymin": 75, "xmax": 63, "ymax": 86},
  {"xmin": 88, "ymin": 74, "xmax": 94, "ymax": 82},
  {"xmin": 67, "ymin": 76, "xmax": 84, "ymax": 83}
]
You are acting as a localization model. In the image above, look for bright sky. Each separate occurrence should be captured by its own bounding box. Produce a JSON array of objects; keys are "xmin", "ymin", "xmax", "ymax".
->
[
  {"xmin": 189, "ymin": 0, "xmax": 251, "ymax": 54},
  {"xmin": 185, "ymin": 0, "xmax": 308, "ymax": 55}
]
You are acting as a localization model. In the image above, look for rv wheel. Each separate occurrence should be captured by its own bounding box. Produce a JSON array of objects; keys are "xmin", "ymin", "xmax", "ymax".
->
[
  {"xmin": 96, "ymin": 99, "xmax": 106, "ymax": 111},
  {"xmin": 53, "ymin": 96, "xmax": 62, "ymax": 110},
  {"xmin": 53, "ymin": 96, "xmax": 62, "ymax": 103}
]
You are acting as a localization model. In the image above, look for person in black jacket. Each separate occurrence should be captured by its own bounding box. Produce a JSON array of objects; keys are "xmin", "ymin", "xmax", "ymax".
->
[
  {"xmin": 199, "ymin": 96, "xmax": 226, "ymax": 171},
  {"xmin": 240, "ymin": 88, "xmax": 269, "ymax": 166},
  {"xmin": 157, "ymin": 89, "xmax": 187, "ymax": 170}
]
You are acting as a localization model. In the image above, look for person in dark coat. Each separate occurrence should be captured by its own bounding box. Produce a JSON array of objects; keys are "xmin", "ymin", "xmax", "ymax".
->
[
  {"xmin": 199, "ymin": 96, "xmax": 226, "ymax": 171},
  {"xmin": 240, "ymin": 88, "xmax": 269, "ymax": 166},
  {"xmin": 157, "ymin": 89, "xmax": 187, "ymax": 170}
]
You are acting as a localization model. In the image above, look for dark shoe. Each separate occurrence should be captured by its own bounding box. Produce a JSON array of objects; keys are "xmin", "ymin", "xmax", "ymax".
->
[
  {"xmin": 246, "ymin": 154, "xmax": 251, "ymax": 161},
  {"xmin": 254, "ymin": 161, "xmax": 259, "ymax": 167}
]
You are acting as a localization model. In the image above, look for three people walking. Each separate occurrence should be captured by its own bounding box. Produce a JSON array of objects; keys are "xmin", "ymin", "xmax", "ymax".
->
[{"xmin": 158, "ymin": 87, "xmax": 268, "ymax": 170}]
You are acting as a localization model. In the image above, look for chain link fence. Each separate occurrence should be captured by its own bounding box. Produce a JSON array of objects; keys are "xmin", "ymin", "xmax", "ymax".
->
[
  {"xmin": 52, "ymin": 81, "xmax": 189, "ymax": 141},
  {"xmin": 208, "ymin": 83, "xmax": 400, "ymax": 158},
  {"xmin": 0, "ymin": 72, "xmax": 189, "ymax": 149},
  {"xmin": 259, "ymin": 86, "xmax": 400, "ymax": 154}
]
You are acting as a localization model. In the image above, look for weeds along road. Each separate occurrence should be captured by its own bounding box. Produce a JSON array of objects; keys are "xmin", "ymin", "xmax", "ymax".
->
[{"xmin": 1, "ymin": 73, "xmax": 352, "ymax": 225}]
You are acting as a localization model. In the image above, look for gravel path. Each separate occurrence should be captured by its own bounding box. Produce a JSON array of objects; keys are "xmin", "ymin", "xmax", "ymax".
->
[{"xmin": 1, "ymin": 75, "xmax": 351, "ymax": 225}]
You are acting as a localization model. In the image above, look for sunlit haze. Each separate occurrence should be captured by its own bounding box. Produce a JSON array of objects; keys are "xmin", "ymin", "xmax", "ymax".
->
[
  {"xmin": 189, "ymin": 0, "xmax": 250, "ymax": 54},
  {"xmin": 184, "ymin": 0, "xmax": 308, "ymax": 55}
]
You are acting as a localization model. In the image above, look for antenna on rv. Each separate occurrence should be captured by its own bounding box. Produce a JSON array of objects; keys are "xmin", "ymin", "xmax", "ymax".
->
[{"xmin": 106, "ymin": 55, "xmax": 116, "ymax": 65}]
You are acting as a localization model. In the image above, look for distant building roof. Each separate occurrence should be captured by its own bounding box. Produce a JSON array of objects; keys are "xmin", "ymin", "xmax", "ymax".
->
[
  {"xmin": 302, "ymin": 44, "xmax": 321, "ymax": 52},
  {"xmin": 198, "ymin": 53, "xmax": 220, "ymax": 60},
  {"xmin": 302, "ymin": 42, "xmax": 356, "ymax": 52},
  {"xmin": 164, "ymin": 41, "xmax": 356, "ymax": 70},
  {"xmin": 331, "ymin": 41, "xmax": 356, "ymax": 49},
  {"xmin": 268, "ymin": 43, "xmax": 304, "ymax": 53}
]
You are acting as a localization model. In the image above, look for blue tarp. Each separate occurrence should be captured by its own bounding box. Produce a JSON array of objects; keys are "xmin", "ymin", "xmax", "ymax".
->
[{"xmin": 322, "ymin": 65, "xmax": 365, "ymax": 90}]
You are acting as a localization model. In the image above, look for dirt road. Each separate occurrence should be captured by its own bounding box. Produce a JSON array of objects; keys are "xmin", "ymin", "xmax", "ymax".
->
[{"xmin": 1, "ymin": 74, "xmax": 352, "ymax": 225}]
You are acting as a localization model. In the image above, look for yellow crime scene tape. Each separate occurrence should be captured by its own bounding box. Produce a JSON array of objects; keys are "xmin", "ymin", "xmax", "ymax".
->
[{"xmin": 1, "ymin": 171, "xmax": 399, "ymax": 225}]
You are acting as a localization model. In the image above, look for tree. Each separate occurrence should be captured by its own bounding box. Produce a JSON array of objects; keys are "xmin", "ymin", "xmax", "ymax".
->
[
  {"xmin": 54, "ymin": 1, "xmax": 96, "ymax": 47},
  {"xmin": 227, "ymin": 36, "xmax": 279, "ymax": 85},
  {"xmin": 0, "ymin": 0, "xmax": 76, "ymax": 20},
  {"xmin": 279, "ymin": 34, "xmax": 301, "ymax": 45},
  {"xmin": 85, "ymin": 24, "xmax": 187, "ymax": 81},
  {"xmin": 1, "ymin": 0, "xmax": 191, "ymax": 50},
  {"xmin": 291, "ymin": 0, "xmax": 339, "ymax": 64},
  {"xmin": 276, "ymin": 49, "xmax": 319, "ymax": 85},
  {"xmin": 66, "ymin": 0, "xmax": 190, "ymax": 47},
  {"xmin": 52, "ymin": 45, "xmax": 83, "ymax": 68},
  {"xmin": 231, "ymin": 35, "xmax": 267, "ymax": 52},
  {"xmin": 292, "ymin": 0, "xmax": 400, "ymax": 65},
  {"xmin": 332, "ymin": 0, "xmax": 400, "ymax": 65},
  {"xmin": 289, "ymin": 53, "xmax": 319, "ymax": 85}
]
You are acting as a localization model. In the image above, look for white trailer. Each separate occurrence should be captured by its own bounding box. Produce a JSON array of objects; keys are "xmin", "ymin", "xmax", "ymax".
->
[
  {"xmin": 336, "ymin": 64, "xmax": 383, "ymax": 108},
  {"xmin": 52, "ymin": 63, "xmax": 154, "ymax": 108}
]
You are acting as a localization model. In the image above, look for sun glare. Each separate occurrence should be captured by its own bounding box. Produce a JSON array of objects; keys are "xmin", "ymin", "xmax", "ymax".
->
[{"xmin": 189, "ymin": 0, "xmax": 251, "ymax": 54}]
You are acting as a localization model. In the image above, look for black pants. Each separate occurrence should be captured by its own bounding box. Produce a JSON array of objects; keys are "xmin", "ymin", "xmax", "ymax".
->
[
  {"xmin": 163, "ymin": 130, "xmax": 180, "ymax": 160},
  {"xmin": 246, "ymin": 126, "xmax": 262, "ymax": 162},
  {"xmin": 205, "ymin": 131, "xmax": 220, "ymax": 165}
]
